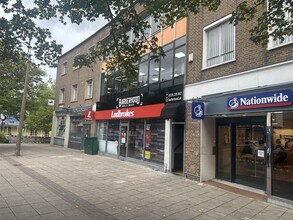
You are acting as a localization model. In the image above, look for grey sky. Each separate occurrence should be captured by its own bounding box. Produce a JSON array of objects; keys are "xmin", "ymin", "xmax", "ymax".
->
[
  {"xmin": 1, "ymin": 0, "xmax": 107, "ymax": 81},
  {"xmin": 40, "ymin": 17, "xmax": 107, "ymax": 81}
]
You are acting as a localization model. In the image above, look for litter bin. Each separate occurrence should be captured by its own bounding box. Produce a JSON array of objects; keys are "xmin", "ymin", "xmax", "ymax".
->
[{"xmin": 84, "ymin": 137, "xmax": 98, "ymax": 155}]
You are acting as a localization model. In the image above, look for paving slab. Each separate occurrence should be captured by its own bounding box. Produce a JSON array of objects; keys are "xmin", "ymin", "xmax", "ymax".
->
[{"xmin": 0, "ymin": 143, "xmax": 292, "ymax": 220}]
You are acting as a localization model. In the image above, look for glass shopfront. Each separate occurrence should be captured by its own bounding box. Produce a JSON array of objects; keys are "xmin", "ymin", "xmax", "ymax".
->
[
  {"xmin": 97, "ymin": 119, "xmax": 165, "ymax": 164},
  {"xmin": 217, "ymin": 117, "xmax": 266, "ymax": 190},
  {"xmin": 271, "ymin": 112, "xmax": 293, "ymax": 201}
]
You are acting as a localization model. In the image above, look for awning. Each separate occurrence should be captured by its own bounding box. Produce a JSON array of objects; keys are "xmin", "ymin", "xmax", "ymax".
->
[{"xmin": 160, "ymin": 101, "xmax": 185, "ymax": 119}]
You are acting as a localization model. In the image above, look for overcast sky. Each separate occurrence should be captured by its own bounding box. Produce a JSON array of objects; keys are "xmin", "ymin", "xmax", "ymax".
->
[
  {"xmin": 1, "ymin": 1, "xmax": 108, "ymax": 81},
  {"xmin": 39, "ymin": 17, "xmax": 107, "ymax": 81}
]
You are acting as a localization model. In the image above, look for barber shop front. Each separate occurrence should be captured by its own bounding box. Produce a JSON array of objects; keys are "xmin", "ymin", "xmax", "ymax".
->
[{"xmin": 199, "ymin": 85, "xmax": 293, "ymax": 204}]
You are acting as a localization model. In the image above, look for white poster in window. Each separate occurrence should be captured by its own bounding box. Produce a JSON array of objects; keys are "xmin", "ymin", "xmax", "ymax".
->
[{"xmin": 257, "ymin": 150, "xmax": 265, "ymax": 158}]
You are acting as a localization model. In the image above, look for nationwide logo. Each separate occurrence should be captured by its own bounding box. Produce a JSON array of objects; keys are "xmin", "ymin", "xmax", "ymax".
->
[
  {"xmin": 227, "ymin": 90, "xmax": 292, "ymax": 110},
  {"xmin": 111, "ymin": 109, "xmax": 134, "ymax": 118}
]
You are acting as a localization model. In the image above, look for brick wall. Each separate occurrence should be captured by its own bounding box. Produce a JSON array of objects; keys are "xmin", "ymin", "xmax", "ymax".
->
[
  {"xmin": 186, "ymin": 1, "xmax": 293, "ymax": 85},
  {"xmin": 184, "ymin": 0, "xmax": 293, "ymax": 180},
  {"xmin": 55, "ymin": 26, "xmax": 111, "ymax": 110},
  {"xmin": 184, "ymin": 102, "xmax": 201, "ymax": 180}
]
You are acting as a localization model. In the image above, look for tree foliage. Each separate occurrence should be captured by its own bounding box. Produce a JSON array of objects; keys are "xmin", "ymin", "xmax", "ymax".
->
[
  {"xmin": 0, "ymin": 46, "xmax": 46, "ymax": 118},
  {"xmin": 25, "ymin": 81, "xmax": 55, "ymax": 134},
  {"xmin": 55, "ymin": 0, "xmax": 293, "ymax": 80},
  {"xmin": 0, "ymin": 0, "xmax": 62, "ymax": 66},
  {"xmin": 1, "ymin": 0, "xmax": 292, "ymax": 80}
]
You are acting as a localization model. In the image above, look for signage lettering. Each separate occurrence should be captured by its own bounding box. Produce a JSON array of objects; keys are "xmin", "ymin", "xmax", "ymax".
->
[
  {"xmin": 117, "ymin": 94, "xmax": 143, "ymax": 108},
  {"xmin": 111, "ymin": 109, "xmax": 135, "ymax": 118},
  {"xmin": 166, "ymin": 91, "xmax": 183, "ymax": 103},
  {"xmin": 95, "ymin": 103, "xmax": 164, "ymax": 120},
  {"xmin": 227, "ymin": 90, "xmax": 292, "ymax": 110}
]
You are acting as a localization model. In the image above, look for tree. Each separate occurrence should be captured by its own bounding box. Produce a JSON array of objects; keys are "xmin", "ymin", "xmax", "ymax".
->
[
  {"xmin": 55, "ymin": 0, "xmax": 293, "ymax": 85},
  {"xmin": 0, "ymin": 49, "xmax": 46, "ymax": 118},
  {"xmin": 1, "ymin": 0, "xmax": 292, "ymax": 77},
  {"xmin": 25, "ymin": 80, "xmax": 55, "ymax": 135}
]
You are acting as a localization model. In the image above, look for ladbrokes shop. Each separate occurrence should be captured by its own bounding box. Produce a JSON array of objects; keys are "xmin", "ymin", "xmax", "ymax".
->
[{"xmin": 94, "ymin": 88, "xmax": 185, "ymax": 173}]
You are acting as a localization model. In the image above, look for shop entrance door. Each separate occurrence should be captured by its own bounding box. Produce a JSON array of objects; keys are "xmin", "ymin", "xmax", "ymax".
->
[
  {"xmin": 217, "ymin": 117, "xmax": 266, "ymax": 190},
  {"xmin": 235, "ymin": 123, "xmax": 266, "ymax": 189},
  {"xmin": 119, "ymin": 124, "xmax": 128, "ymax": 157}
]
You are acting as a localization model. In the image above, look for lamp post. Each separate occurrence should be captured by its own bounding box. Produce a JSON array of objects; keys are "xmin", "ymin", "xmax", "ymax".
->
[{"xmin": 15, "ymin": 44, "xmax": 31, "ymax": 156}]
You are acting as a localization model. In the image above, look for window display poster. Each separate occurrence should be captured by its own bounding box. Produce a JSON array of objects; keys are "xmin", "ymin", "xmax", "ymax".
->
[
  {"xmin": 144, "ymin": 150, "xmax": 151, "ymax": 159},
  {"xmin": 146, "ymin": 124, "xmax": 151, "ymax": 147}
]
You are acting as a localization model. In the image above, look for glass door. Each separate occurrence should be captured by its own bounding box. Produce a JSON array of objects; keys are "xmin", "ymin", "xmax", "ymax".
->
[
  {"xmin": 235, "ymin": 124, "xmax": 266, "ymax": 189},
  {"xmin": 271, "ymin": 113, "xmax": 293, "ymax": 200},
  {"xmin": 119, "ymin": 124, "xmax": 128, "ymax": 157},
  {"xmin": 216, "ymin": 117, "xmax": 266, "ymax": 190},
  {"xmin": 217, "ymin": 125, "xmax": 231, "ymax": 180}
]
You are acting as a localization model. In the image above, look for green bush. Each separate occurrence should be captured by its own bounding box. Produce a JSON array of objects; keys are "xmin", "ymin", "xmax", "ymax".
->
[{"xmin": 0, "ymin": 133, "xmax": 9, "ymax": 143}]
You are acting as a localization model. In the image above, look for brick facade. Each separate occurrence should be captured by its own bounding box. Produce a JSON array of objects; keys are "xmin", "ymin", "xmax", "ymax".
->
[
  {"xmin": 55, "ymin": 26, "xmax": 110, "ymax": 110},
  {"xmin": 184, "ymin": 102, "xmax": 201, "ymax": 180},
  {"xmin": 184, "ymin": 1, "xmax": 293, "ymax": 180}
]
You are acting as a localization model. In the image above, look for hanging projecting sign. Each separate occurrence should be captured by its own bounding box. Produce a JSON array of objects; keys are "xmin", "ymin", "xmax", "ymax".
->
[
  {"xmin": 227, "ymin": 89, "xmax": 292, "ymax": 111},
  {"xmin": 84, "ymin": 110, "xmax": 94, "ymax": 121},
  {"xmin": 192, "ymin": 102, "xmax": 204, "ymax": 119}
]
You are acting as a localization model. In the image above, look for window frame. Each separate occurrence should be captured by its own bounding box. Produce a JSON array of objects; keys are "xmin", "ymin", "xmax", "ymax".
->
[
  {"xmin": 62, "ymin": 62, "xmax": 67, "ymax": 75},
  {"xmin": 202, "ymin": 14, "xmax": 236, "ymax": 70},
  {"xmin": 59, "ymin": 88, "xmax": 65, "ymax": 104},
  {"xmin": 267, "ymin": 2, "xmax": 293, "ymax": 50},
  {"xmin": 85, "ymin": 79, "xmax": 93, "ymax": 99},
  {"xmin": 71, "ymin": 84, "xmax": 78, "ymax": 102}
]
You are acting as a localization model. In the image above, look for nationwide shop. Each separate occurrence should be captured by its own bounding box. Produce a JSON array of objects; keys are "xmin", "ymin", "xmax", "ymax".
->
[{"xmin": 194, "ymin": 85, "xmax": 293, "ymax": 203}]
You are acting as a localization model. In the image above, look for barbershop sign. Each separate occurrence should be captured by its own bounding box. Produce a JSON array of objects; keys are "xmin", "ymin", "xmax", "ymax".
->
[
  {"xmin": 116, "ymin": 94, "xmax": 143, "ymax": 108},
  {"xmin": 227, "ymin": 89, "xmax": 292, "ymax": 111}
]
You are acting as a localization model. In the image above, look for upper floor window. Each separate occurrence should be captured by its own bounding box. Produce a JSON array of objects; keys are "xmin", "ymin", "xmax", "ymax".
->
[
  {"xmin": 85, "ymin": 79, "xmax": 93, "ymax": 99},
  {"xmin": 71, "ymin": 84, "xmax": 78, "ymax": 102},
  {"xmin": 150, "ymin": 16, "xmax": 161, "ymax": 35},
  {"xmin": 174, "ymin": 45, "xmax": 186, "ymax": 77},
  {"xmin": 62, "ymin": 62, "xmax": 67, "ymax": 75},
  {"xmin": 268, "ymin": 3, "xmax": 293, "ymax": 49},
  {"xmin": 59, "ymin": 88, "xmax": 65, "ymax": 104},
  {"xmin": 203, "ymin": 14, "xmax": 235, "ymax": 69},
  {"xmin": 73, "ymin": 54, "xmax": 81, "ymax": 70}
]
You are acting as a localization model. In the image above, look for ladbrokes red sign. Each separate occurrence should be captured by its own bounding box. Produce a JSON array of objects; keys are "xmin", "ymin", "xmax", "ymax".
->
[
  {"xmin": 84, "ymin": 110, "xmax": 94, "ymax": 121},
  {"xmin": 94, "ymin": 103, "xmax": 165, "ymax": 120}
]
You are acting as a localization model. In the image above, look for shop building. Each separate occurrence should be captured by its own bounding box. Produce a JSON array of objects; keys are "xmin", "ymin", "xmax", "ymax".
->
[
  {"xmin": 52, "ymin": 24, "xmax": 111, "ymax": 149},
  {"xmin": 95, "ymin": 17, "xmax": 187, "ymax": 172},
  {"xmin": 184, "ymin": 1, "xmax": 293, "ymax": 205}
]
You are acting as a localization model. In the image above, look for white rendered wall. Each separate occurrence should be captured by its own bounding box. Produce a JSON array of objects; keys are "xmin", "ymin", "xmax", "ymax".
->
[
  {"xmin": 200, "ymin": 117, "xmax": 216, "ymax": 182},
  {"xmin": 184, "ymin": 61, "xmax": 293, "ymax": 100},
  {"xmin": 164, "ymin": 119, "xmax": 172, "ymax": 172}
]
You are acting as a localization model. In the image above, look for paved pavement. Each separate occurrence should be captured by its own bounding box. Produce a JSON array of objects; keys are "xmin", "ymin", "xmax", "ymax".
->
[{"xmin": 0, "ymin": 144, "xmax": 292, "ymax": 220}]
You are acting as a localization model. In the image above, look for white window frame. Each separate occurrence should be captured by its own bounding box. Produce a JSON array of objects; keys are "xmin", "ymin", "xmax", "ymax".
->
[
  {"xmin": 85, "ymin": 79, "xmax": 93, "ymax": 99},
  {"xmin": 71, "ymin": 84, "xmax": 78, "ymax": 102},
  {"xmin": 202, "ymin": 14, "xmax": 236, "ymax": 70},
  {"xmin": 62, "ymin": 62, "xmax": 67, "ymax": 75},
  {"xmin": 267, "ymin": 2, "xmax": 293, "ymax": 50},
  {"xmin": 59, "ymin": 88, "xmax": 65, "ymax": 104}
]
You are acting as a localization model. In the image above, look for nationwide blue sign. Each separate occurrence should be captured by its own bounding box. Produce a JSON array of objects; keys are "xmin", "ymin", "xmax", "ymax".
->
[
  {"xmin": 227, "ymin": 89, "xmax": 292, "ymax": 111},
  {"xmin": 192, "ymin": 102, "xmax": 204, "ymax": 119}
]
